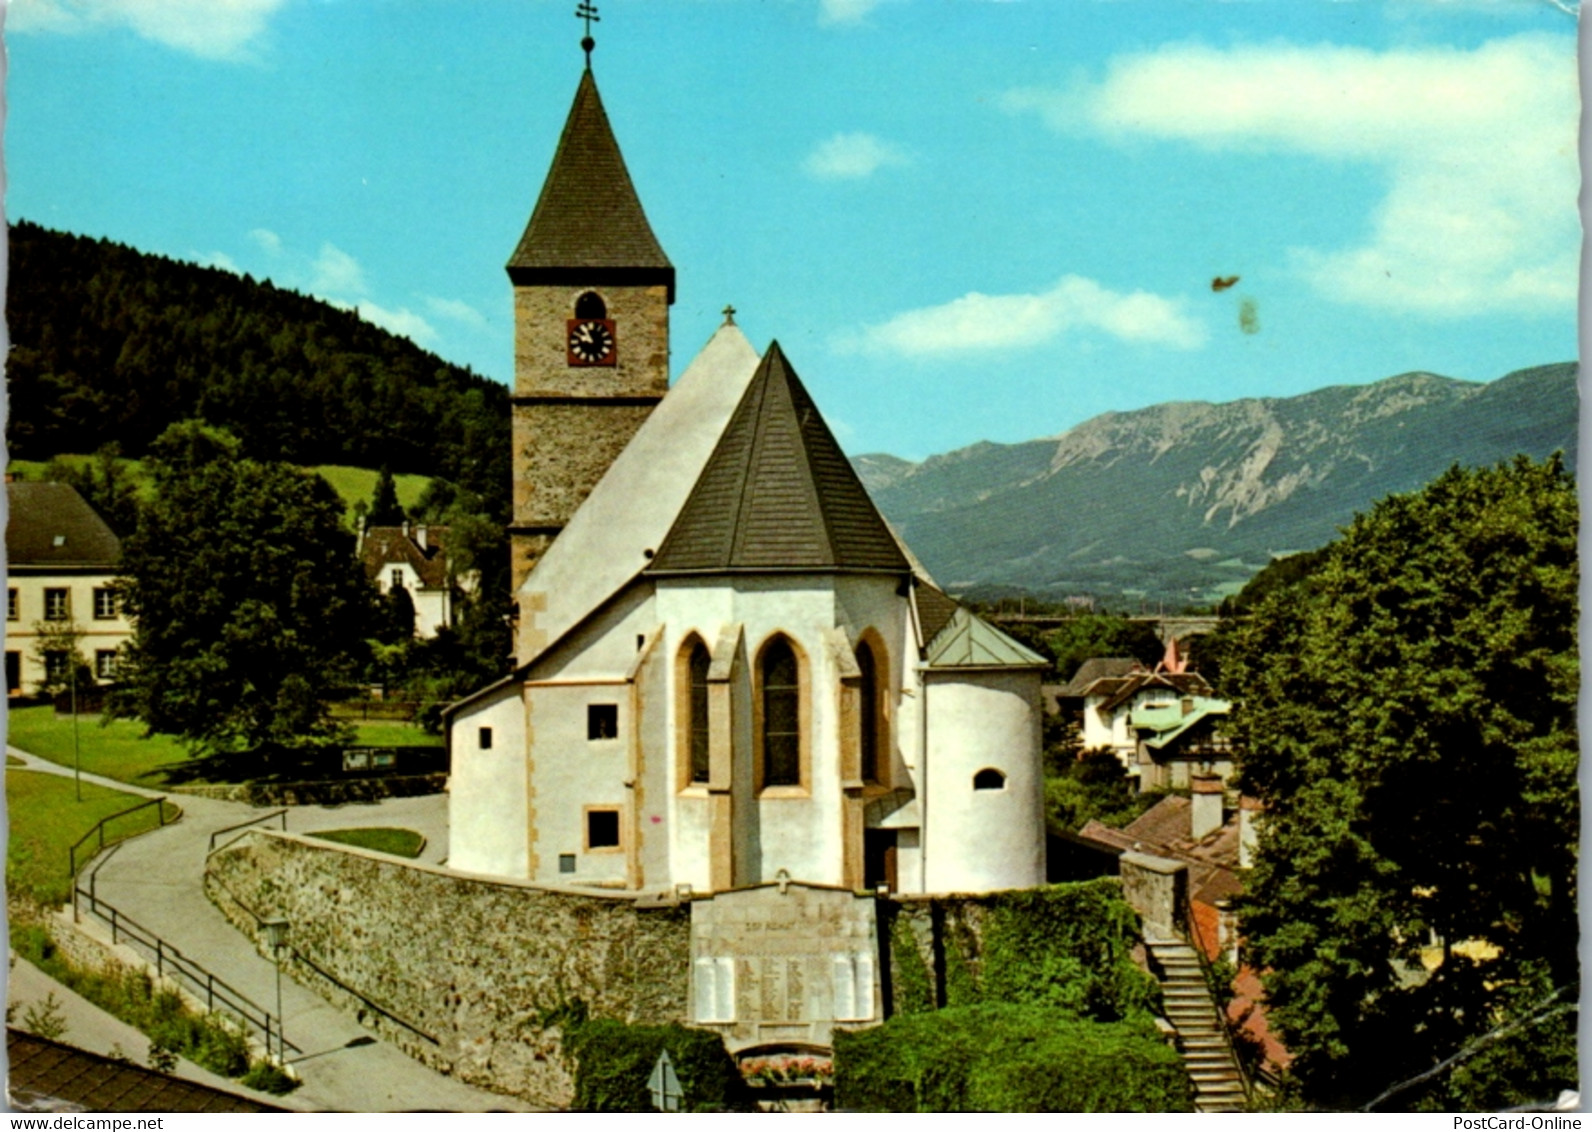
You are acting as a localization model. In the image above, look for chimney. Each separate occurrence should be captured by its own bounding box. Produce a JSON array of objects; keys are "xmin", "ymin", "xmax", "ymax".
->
[
  {"xmin": 401, "ymin": 519, "xmax": 411, "ymax": 539},
  {"xmin": 1190, "ymin": 772, "xmax": 1224, "ymax": 840},
  {"xmin": 1181, "ymin": 696, "xmax": 1194, "ymax": 717},
  {"xmin": 415, "ymin": 525, "xmax": 428, "ymax": 550}
]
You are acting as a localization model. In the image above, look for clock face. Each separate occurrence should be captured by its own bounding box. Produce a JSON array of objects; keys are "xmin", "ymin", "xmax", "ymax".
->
[{"xmin": 567, "ymin": 318, "xmax": 617, "ymax": 366}]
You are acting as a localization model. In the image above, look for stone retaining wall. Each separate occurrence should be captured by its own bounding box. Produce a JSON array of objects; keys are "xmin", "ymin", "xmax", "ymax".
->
[
  {"xmin": 172, "ymin": 773, "xmax": 447, "ymax": 807},
  {"xmin": 204, "ymin": 831, "xmax": 691, "ymax": 1106}
]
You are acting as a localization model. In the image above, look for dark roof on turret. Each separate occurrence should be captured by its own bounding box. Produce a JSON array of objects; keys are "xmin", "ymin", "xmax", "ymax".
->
[
  {"xmin": 6, "ymin": 483, "xmax": 121, "ymax": 568},
  {"xmin": 647, "ymin": 342, "xmax": 910, "ymax": 575},
  {"xmin": 507, "ymin": 69, "xmax": 674, "ymax": 300}
]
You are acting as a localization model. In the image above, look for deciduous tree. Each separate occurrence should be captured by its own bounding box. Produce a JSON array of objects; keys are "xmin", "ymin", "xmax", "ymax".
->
[
  {"xmin": 111, "ymin": 422, "xmax": 376, "ymax": 754},
  {"xmin": 1223, "ymin": 457, "xmax": 1578, "ymax": 1110}
]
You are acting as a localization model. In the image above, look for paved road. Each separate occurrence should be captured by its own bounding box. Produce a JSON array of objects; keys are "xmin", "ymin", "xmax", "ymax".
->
[{"xmin": 6, "ymin": 747, "xmax": 540, "ymax": 1112}]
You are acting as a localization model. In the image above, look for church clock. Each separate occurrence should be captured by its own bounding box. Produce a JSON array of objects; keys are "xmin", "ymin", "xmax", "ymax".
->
[{"xmin": 566, "ymin": 317, "xmax": 617, "ymax": 366}]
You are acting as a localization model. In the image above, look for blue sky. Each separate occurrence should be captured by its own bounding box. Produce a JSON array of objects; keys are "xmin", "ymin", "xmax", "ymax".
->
[{"xmin": 6, "ymin": 0, "xmax": 1580, "ymax": 460}]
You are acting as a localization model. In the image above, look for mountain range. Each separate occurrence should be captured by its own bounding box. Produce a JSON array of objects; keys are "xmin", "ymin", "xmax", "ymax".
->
[{"xmin": 854, "ymin": 363, "xmax": 1578, "ymax": 605}]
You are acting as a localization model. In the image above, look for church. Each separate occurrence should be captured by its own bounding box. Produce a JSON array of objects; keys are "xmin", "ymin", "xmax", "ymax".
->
[{"xmin": 446, "ymin": 52, "xmax": 1048, "ymax": 898}]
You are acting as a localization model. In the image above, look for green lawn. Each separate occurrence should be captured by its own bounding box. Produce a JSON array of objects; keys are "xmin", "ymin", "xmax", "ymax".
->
[
  {"xmin": 308, "ymin": 827, "xmax": 425, "ymax": 858},
  {"xmin": 8, "ymin": 458, "xmax": 430, "ymax": 532},
  {"xmin": 351, "ymin": 719, "xmax": 445, "ymax": 748},
  {"xmin": 6, "ymin": 769, "xmax": 181, "ymax": 905},
  {"xmin": 7, "ymin": 706, "xmax": 198, "ymax": 787}
]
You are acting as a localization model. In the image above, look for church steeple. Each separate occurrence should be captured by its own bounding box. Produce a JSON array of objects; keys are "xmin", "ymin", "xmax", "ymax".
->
[
  {"xmin": 506, "ymin": 70, "xmax": 674, "ymax": 301},
  {"xmin": 506, "ymin": 58, "xmax": 675, "ymax": 641}
]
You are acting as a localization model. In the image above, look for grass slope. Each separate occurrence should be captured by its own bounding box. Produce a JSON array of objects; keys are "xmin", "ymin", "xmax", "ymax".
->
[
  {"xmin": 7, "ymin": 457, "xmax": 431, "ymax": 530},
  {"xmin": 6, "ymin": 770, "xmax": 180, "ymax": 904}
]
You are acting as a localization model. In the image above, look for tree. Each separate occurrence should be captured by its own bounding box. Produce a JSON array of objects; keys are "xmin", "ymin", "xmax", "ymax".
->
[
  {"xmin": 45, "ymin": 443, "xmax": 141, "ymax": 539},
  {"xmin": 1222, "ymin": 457, "xmax": 1577, "ymax": 1110},
  {"xmin": 1041, "ymin": 614, "xmax": 1163, "ymax": 681},
  {"xmin": 365, "ymin": 465, "xmax": 406, "ymax": 528},
  {"xmin": 110, "ymin": 421, "xmax": 377, "ymax": 754}
]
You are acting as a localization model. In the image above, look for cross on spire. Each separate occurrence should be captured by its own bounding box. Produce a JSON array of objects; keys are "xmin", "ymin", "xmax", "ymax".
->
[
  {"xmin": 576, "ymin": 2, "xmax": 599, "ymax": 65},
  {"xmin": 721, "ymin": 304, "xmax": 737, "ymax": 326}
]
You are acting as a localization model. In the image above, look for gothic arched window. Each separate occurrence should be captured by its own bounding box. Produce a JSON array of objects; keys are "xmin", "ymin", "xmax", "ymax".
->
[
  {"xmin": 760, "ymin": 637, "xmax": 802, "ymax": 788},
  {"xmin": 688, "ymin": 640, "xmax": 711, "ymax": 784},
  {"xmin": 857, "ymin": 640, "xmax": 881, "ymax": 785},
  {"xmin": 575, "ymin": 291, "xmax": 607, "ymax": 319}
]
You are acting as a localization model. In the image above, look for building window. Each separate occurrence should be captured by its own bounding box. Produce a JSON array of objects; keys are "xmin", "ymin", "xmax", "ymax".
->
[
  {"xmin": 574, "ymin": 291, "xmax": 607, "ymax": 320},
  {"xmin": 7, "ymin": 589, "xmax": 17, "ymax": 621},
  {"xmin": 390, "ymin": 569, "xmax": 404, "ymax": 590},
  {"xmin": 688, "ymin": 641, "xmax": 711, "ymax": 783},
  {"xmin": 478, "ymin": 726, "xmax": 493, "ymax": 750},
  {"xmin": 857, "ymin": 639, "xmax": 881, "ymax": 784},
  {"xmin": 44, "ymin": 589, "xmax": 70, "ymax": 622},
  {"xmin": 93, "ymin": 588, "xmax": 117, "ymax": 620},
  {"xmin": 559, "ymin": 854, "xmax": 577, "ymax": 874},
  {"xmin": 44, "ymin": 651, "xmax": 69, "ymax": 681},
  {"xmin": 760, "ymin": 637, "xmax": 801, "ymax": 788},
  {"xmin": 6, "ymin": 652, "xmax": 20, "ymax": 693},
  {"xmin": 588, "ymin": 704, "xmax": 619, "ymax": 741},
  {"xmin": 973, "ymin": 768, "xmax": 1007, "ymax": 791},
  {"xmin": 585, "ymin": 808, "xmax": 621, "ymax": 851},
  {"xmin": 95, "ymin": 650, "xmax": 118, "ymax": 681}
]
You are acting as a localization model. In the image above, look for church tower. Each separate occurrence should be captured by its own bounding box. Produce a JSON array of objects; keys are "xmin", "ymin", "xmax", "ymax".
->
[{"xmin": 506, "ymin": 56, "xmax": 674, "ymax": 651}]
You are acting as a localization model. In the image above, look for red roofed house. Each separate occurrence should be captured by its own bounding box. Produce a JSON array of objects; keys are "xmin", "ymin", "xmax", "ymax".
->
[{"xmin": 358, "ymin": 523, "xmax": 468, "ymax": 639}]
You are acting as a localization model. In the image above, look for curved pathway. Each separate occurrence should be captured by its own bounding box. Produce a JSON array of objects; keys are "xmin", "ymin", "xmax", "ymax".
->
[{"xmin": 7, "ymin": 745, "xmax": 541, "ymax": 1112}]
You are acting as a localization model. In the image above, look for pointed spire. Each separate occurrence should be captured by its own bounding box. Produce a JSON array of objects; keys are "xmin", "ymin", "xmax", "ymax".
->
[
  {"xmin": 507, "ymin": 69, "xmax": 674, "ymax": 300},
  {"xmin": 649, "ymin": 342, "xmax": 910, "ymax": 574},
  {"xmin": 1156, "ymin": 636, "xmax": 1186, "ymax": 675}
]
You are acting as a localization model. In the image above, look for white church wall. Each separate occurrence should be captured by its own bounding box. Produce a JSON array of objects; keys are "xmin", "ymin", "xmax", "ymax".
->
[
  {"xmin": 634, "ymin": 636, "xmax": 674, "ymax": 890},
  {"xmin": 923, "ymin": 670, "xmax": 1046, "ymax": 893},
  {"xmin": 448, "ymin": 683, "xmax": 530, "ymax": 878},
  {"xmin": 528, "ymin": 679, "xmax": 631, "ymax": 887}
]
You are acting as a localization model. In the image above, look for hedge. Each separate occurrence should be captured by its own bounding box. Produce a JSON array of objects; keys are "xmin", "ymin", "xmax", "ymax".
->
[
  {"xmin": 566, "ymin": 1018, "xmax": 751, "ymax": 1112},
  {"xmin": 834, "ymin": 1003, "xmax": 1191, "ymax": 1112}
]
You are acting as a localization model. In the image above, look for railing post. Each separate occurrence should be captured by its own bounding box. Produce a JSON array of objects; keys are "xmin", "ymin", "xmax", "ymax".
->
[
  {"xmin": 156, "ymin": 938, "xmax": 163, "ymax": 979},
  {"xmin": 111, "ymin": 907, "xmax": 119, "ymax": 944},
  {"xmin": 208, "ymin": 973, "xmax": 215, "ymax": 1013}
]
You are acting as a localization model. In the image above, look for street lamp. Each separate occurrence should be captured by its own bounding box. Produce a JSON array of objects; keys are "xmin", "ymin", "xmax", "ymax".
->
[{"xmin": 261, "ymin": 917, "xmax": 290, "ymax": 1064}]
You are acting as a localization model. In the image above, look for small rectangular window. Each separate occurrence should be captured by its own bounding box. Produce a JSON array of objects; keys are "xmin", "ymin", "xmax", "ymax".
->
[
  {"xmin": 92, "ymin": 588, "xmax": 117, "ymax": 620},
  {"xmin": 44, "ymin": 650, "xmax": 69, "ymax": 680},
  {"xmin": 390, "ymin": 569, "xmax": 404, "ymax": 590},
  {"xmin": 587, "ymin": 704, "xmax": 618, "ymax": 741},
  {"xmin": 478, "ymin": 726, "xmax": 493, "ymax": 750},
  {"xmin": 44, "ymin": 588, "xmax": 70, "ymax": 622},
  {"xmin": 559, "ymin": 853, "xmax": 577, "ymax": 874},
  {"xmin": 94, "ymin": 650, "xmax": 118, "ymax": 681},
  {"xmin": 7, "ymin": 589, "xmax": 17, "ymax": 621},
  {"xmin": 586, "ymin": 808, "xmax": 621, "ymax": 850}
]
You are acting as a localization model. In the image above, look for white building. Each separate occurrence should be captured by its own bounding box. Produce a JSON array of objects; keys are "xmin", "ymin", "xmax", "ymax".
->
[
  {"xmin": 358, "ymin": 523, "xmax": 464, "ymax": 639},
  {"xmin": 447, "ymin": 328, "xmax": 1049, "ymax": 896}
]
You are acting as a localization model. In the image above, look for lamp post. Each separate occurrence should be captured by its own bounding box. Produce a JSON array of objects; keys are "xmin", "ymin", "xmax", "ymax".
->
[{"xmin": 261, "ymin": 917, "xmax": 290, "ymax": 1064}]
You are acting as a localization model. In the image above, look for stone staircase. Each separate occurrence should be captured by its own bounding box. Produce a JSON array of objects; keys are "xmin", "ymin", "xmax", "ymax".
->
[{"xmin": 1146, "ymin": 937, "xmax": 1248, "ymax": 1113}]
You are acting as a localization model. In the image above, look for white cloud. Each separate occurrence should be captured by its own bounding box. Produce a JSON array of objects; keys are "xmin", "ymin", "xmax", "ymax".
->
[
  {"xmin": 357, "ymin": 302, "xmax": 437, "ymax": 346},
  {"xmin": 818, "ymin": 0, "xmax": 881, "ymax": 27},
  {"xmin": 196, "ymin": 250, "xmax": 241, "ymax": 273},
  {"xmin": 424, "ymin": 295, "xmax": 489, "ymax": 330},
  {"xmin": 9, "ymin": 0, "xmax": 286, "ymax": 61},
  {"xmin": 836, "ymin": 275, "xmax": 1206, "ymax": 356},
  {"xmin": 1008, "ymin": 34, "xmax": 1578, "ymax": 317},
  {"xmin": 309, "ymin": 243, "xmax": 368, "ymax": 298},
  {"xmin": 803, "ymin": 132, "xmax": 908, "ymax": 180},
  {"xmin": 248, "ymin": 228, "xmax": 283, "ymax": 256}
]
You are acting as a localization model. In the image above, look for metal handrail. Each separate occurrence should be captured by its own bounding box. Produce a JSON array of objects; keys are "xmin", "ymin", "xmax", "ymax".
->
[
  {"xmin": 73, "ymin": 885, "xmax": 301, "ymax": 1056},
  {"xmin": 207, "ymin": 809, "xmax": 289, "ymax": 854},
  {"xmin": 1177, "ymin": 888, "xmax": 1255, "ymax": 1106},
  {"xmin": 69, "ymin": 797, "xmax": 175, "ymax": 879}
]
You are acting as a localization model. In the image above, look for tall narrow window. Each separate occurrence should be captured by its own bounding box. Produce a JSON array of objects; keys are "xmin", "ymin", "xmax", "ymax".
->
[
  {"xmin": 857, "ymin": 641, "xmax": 880, "ymax": 784},
  {"xmin": 689, "ymin": 641, "xmax": 711, "ymax": 784},
  {"xmin": 761, "ymin": 638, "xmax": 800, "ymax": 788}
]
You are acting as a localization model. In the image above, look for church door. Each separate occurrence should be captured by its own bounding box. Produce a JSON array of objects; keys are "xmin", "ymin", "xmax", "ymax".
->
[{"xmin": 863, "ymin": 829, "xmax": 897, "ymax": 892}]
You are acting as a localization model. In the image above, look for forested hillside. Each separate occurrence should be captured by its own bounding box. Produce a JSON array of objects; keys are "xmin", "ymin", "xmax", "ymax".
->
[{"xmin": 6, "ymin": 221, "xmax": 510, "ymax": 518}]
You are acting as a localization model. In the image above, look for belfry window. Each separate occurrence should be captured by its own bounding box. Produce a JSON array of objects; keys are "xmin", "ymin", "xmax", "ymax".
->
[
  {"xmin": 688, "ymin": 641, "xmax": 711, "ymax": 783},
  {"xmin": 761, "ymin": 638, "xmax": 801, "ymax": 788},
  {"xmin": 574, "ymin": 291, "xmax": 607, "ymax": 320},
  {"xmin": 857, "ymin": 640, "xmax": 880, "ymax": 784}
]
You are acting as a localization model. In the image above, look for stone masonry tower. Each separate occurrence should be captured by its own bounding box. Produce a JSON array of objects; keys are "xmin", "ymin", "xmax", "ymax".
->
[{"xmin": 506, "ymin": 63, "xmax": 674, "ymax": 651}]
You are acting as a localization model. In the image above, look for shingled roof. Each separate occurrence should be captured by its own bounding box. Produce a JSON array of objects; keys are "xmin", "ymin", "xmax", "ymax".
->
[
  {"xmin": 507, "ymin": 69, "xmax": 674, "ymax": 299},
  {"xmin": 360, "ymin": 525, "xmax": 452, "ymax": 589},
  {"xmin": 647, "ymin": 342, "xmax": 911, "ymax": 575},
  {"xmin": 6, "ymin": 482, "xmax": 121, "ymax": 568}
]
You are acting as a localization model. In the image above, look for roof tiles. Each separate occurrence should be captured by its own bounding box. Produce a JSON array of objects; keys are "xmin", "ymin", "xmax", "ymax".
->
[
  {"xmin": 7, "ymin": 483, "xmax": 121, "ymax": 567},
  {"xmin": 648, "ymin": 342, "xmax": 910, "ymax": 575}
]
